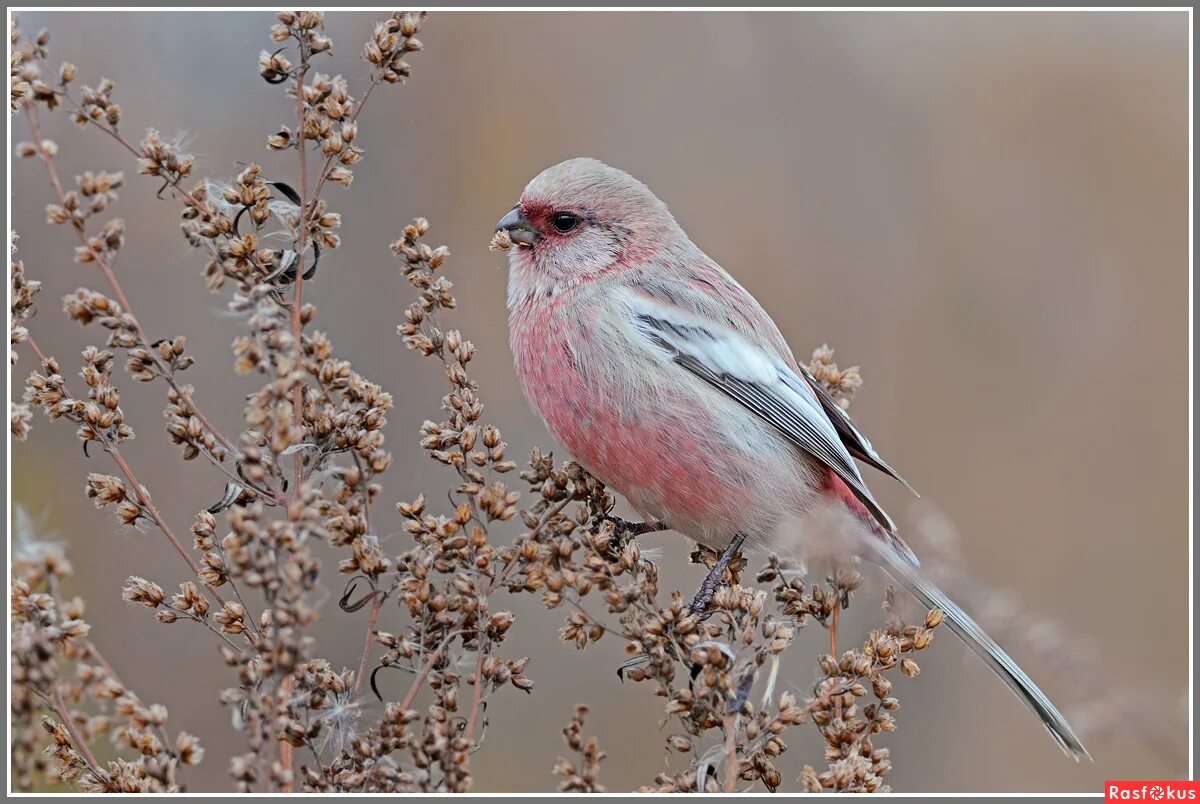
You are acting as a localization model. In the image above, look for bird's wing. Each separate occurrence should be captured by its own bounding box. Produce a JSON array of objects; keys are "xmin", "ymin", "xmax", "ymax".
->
[
  {"xmin": 626, "ymin": 268, "xmax": 913, "ymax": 495},
  {"xmin": 795, "ymin": 363, "xmax": 917, "ymax": 495},
  {"xmin": 622, "ymin": 288, "xmax": 898, "ymax": 535}
]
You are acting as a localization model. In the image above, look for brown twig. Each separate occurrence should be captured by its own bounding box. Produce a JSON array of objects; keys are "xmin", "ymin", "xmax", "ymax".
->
[
  {"xmin": 352, "ymin": 591, "xmax": 384, "ymax": 702},
  {"xmin": 463, "ymin": 637, "xmax": 487, "ymax": 749},
  {"xmin": 106, "ymin": 449, "xmax": 199, "ymax": 575},
  {"xmin": 22, "ymin": 328, "xmax": 51, "ymax": 365},
  {"xmin": 79, "ymin": 639, "xmax": 178, "ymax": 763},
  {"xmin": 831, "ymin": 591, "xmax": 840, "ymax": 658},
  {"xmin": 279, "ymin": 675, "xmax": 295, "ymax": 793},
  {"xmin": 397, "ymin": 629, "xmax": 470, "ymax": 713},
  {"xmin": 723, "ymin": 713, "xmax": 738, "ymax": 793},
  {"xmin": 54, "ymin": 93, "xmax": 279, "ymax": 287},
  {"xmin": 277, "ymin": 45, "xmax": 313, "ymax": 793},
  {"xmin": 288, "ymin": 47, "xmax": 312, "ymax": 499},
  {"xmin": 51, "ymin": 687, "xmax": 111, "ymax": 787},
  {"xmin": 831, "ymin": 564, "xmax": 842, "ymax": 724},
  {"xmin": 400, "ymin": 642, "xmax": 447, "ymax": 713}
]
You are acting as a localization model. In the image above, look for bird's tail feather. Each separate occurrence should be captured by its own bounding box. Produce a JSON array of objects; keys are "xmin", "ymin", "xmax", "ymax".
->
[{"xmin": 872, "ymin": 542, "xmax": 1091, "ymax": 761}]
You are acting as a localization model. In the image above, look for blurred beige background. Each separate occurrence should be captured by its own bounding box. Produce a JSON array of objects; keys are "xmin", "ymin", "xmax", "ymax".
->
[{"xmin": 10, "ymin": 10, "xmax": 1189, "ymax": 793}]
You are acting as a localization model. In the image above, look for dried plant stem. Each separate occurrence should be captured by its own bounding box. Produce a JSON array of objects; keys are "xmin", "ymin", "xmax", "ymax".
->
[
  {"xmin": 12, "ymin": 12, "xmax": 482, "ymax": 794},
  {"xmin": 212, "ymin": 456, "xmax": 283, "ymax": 507},
  {"xmin": 831, "ymin": 594, "xmax": 840, "ymax": 657},
  {"xmin": 279, "ymin": 674, "xmax": 295, "ymax": 793},
  {"xmin": 398, "ymin": 630, "xmax": 469, "ymax": 713},
  {"xmin": 226, "ymin": 579, "xmax": 263, "ymax": 640},
  {"xmin": 352, "ymin": 592, "xmax": 384, "ymax": 702},
  {"xmin": 54, "ymin": 100, "xmax": 273, "ymax": 283},
  {"xmin": 288, "ymin": 50, "xmax": 312, "ymax": 499},
  {"xmin": 66, "ymin": 99, "xmax": 140, "ymax": 156},
  {"xmin": 463, "ymin": 640, "xmax": 486, "ymax": 748},
  {"xmin": 723, "ymin": 713, "xmax": 738, "ymax": 793},
  {"xmin": 351, "ymin": 453, "xmax": 373, "ymax": 534},
  {"xmin": 68, "ymin": 631, "xmax": 178, "ymax": 760},
  {"xmin": 51, "ymin": 687, "xmax": 110, "ymax": 786},
  {"xmin": 831, "ymin": 563, "xmax": 843, "ymax": 724},
  {"xmin": 49, "ymin": 571, "xmax": 136, "ymax": 696},
  {"xmin": 276, "ymin": 49, "xmax": 313, "ymax": 794},
  {"xmin": 78, "ymin": 639, "xmax": 125, "ymax": 691},
  {"xmin": 22, "ymin": 104, "xmax": 237, "ymax": 459},
  {"xmin": 183, "ymin": 612, "xmax": 247, "ymax": 654},
  {"xmin": 105, "ymin": 449, "xmax": 199, "ymax": 575},
  {"xmin": 23, "ymin": 327, "xmax": 51, "ymax": 365},
  {"xmin": 400, "ymin": 642, "xmax": 446, "ymax": 713},
  {"xmin": 305, "ymin": 739, "xmax": 332, "ymax": 789},
  {"xmin": 564, "ymin": 597, "xmax": 625, "ymax": 641},
  {"xmin": 67, "ymin": 111, "xmax": 209, "ymax": 225}
]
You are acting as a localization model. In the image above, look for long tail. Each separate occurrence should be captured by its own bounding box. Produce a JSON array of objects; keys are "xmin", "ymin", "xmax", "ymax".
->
[{"xmin": 872, "ymin": 542, "xmax": 1091, "ymax": 761}]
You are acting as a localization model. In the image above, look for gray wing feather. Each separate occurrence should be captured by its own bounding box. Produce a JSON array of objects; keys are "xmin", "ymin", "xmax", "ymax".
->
[
  {"xmin": 793, "ymin": 365, "xmax": 918, "ymax": 496},
  {"xmin": 630, "ymin": 308, "xmax": 898, "ymax": 535}
]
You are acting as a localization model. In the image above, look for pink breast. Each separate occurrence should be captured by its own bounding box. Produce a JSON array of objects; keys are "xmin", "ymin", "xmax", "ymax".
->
[{"xmin": 511, "ymin": 301, "xmax": 754, "ymax": 530}]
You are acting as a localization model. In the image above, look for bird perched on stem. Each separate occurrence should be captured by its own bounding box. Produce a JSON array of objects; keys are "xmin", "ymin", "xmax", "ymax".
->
[{"xmin": 495, "ymin": 157, "xmax": 1088, "ymax": 760}]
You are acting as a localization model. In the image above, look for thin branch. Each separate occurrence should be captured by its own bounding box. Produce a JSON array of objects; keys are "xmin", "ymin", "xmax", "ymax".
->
[
  {"xmin": 288, "ymin": 44, "xmax": 312, "ymax": 504},
  {"xmin": 304, "ymin": 736, "xmax": 333, "ymax": 789},
  {"xmin": 279, "ymin": 675, "xmax": 295, "ymax": 793},
  {"xmin": 723, "ymin": 713, "xmax": 738, "ymax": 793},
  {"xmin": 462, "ymin": 636, "xmax": 486, "ymax": 749},
  {"xmin": 51, "ymin": 687, "xmax": 111, "ymax": 787},
  {"xmin": 278, "ymin": 40, "xmax": 313, "ymax": 793},
  {"xmin": 225, "ymin": 576, "xmax": 263, "ymax": 640},
  {"xmin": 184, "ymin": 612, "xmax": 248, "ymax": 654},
  {"xmin": 106, "ymin": 449, "xmax": 196, "ymax": 568},
  {"xmin": 23, "ymin": 329, "xmax": 51, "ymax": 364},
  {"xmin": 400, "ymin": 640, "xmax": 448, "ymax": 713},
  {"xmin": 398, "ymin": 629, "xmax": 470, "ymax": 713},
  {"xmin": 831, "ymin": 592, "xmax": 840, "ymax": 657},
  {"xmin": 352, "ymin": 591, "xmax": 384, "ymax": 702}
]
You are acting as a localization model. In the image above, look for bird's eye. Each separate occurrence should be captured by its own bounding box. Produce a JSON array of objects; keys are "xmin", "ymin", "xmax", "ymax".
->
[{"xmin": 550, "ymin": 212, "xmax": 580, "ymax": 234}]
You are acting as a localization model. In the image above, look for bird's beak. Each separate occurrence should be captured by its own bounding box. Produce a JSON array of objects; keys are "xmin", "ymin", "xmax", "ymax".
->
[{"xmin": 495, "ymin": 206, "xmax": 539, "ymax": 247}]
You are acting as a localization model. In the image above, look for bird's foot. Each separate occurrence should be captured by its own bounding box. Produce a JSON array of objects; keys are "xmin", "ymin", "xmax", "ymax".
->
[{"xmin": 686, "ymin": 533, "xmax": 747, "ymax": 620}]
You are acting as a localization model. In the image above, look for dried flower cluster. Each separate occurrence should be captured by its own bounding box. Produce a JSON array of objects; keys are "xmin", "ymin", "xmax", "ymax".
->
[
  {"xmin": 554, "ymin": 705, "xmax": 606, "ymax": 792},
  {"xmin": 10, "ymin": 11, "xmax": 1029, "ymax": 795},
  {"xmin": 12, "ymin": 510, "xmax": 203, "ymax": 792},
  {"xmin": 805, "ymin": 343, "xmax": 862, "ymax": 410},
  {"xmin": 10, "ymin": 241, "xmax": 40, "ymax": 439}
]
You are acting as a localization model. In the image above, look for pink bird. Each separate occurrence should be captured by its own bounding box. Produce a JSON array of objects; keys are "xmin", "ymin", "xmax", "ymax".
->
[{"xmin": 497, "ymin": 157, "xmax": 1088, "ymax": 760}]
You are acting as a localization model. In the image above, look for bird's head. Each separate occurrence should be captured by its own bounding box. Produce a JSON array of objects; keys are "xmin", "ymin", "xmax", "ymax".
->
[{"xmin": 495, "ymin": 158, "xmax": 681, "ymax": 290}]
